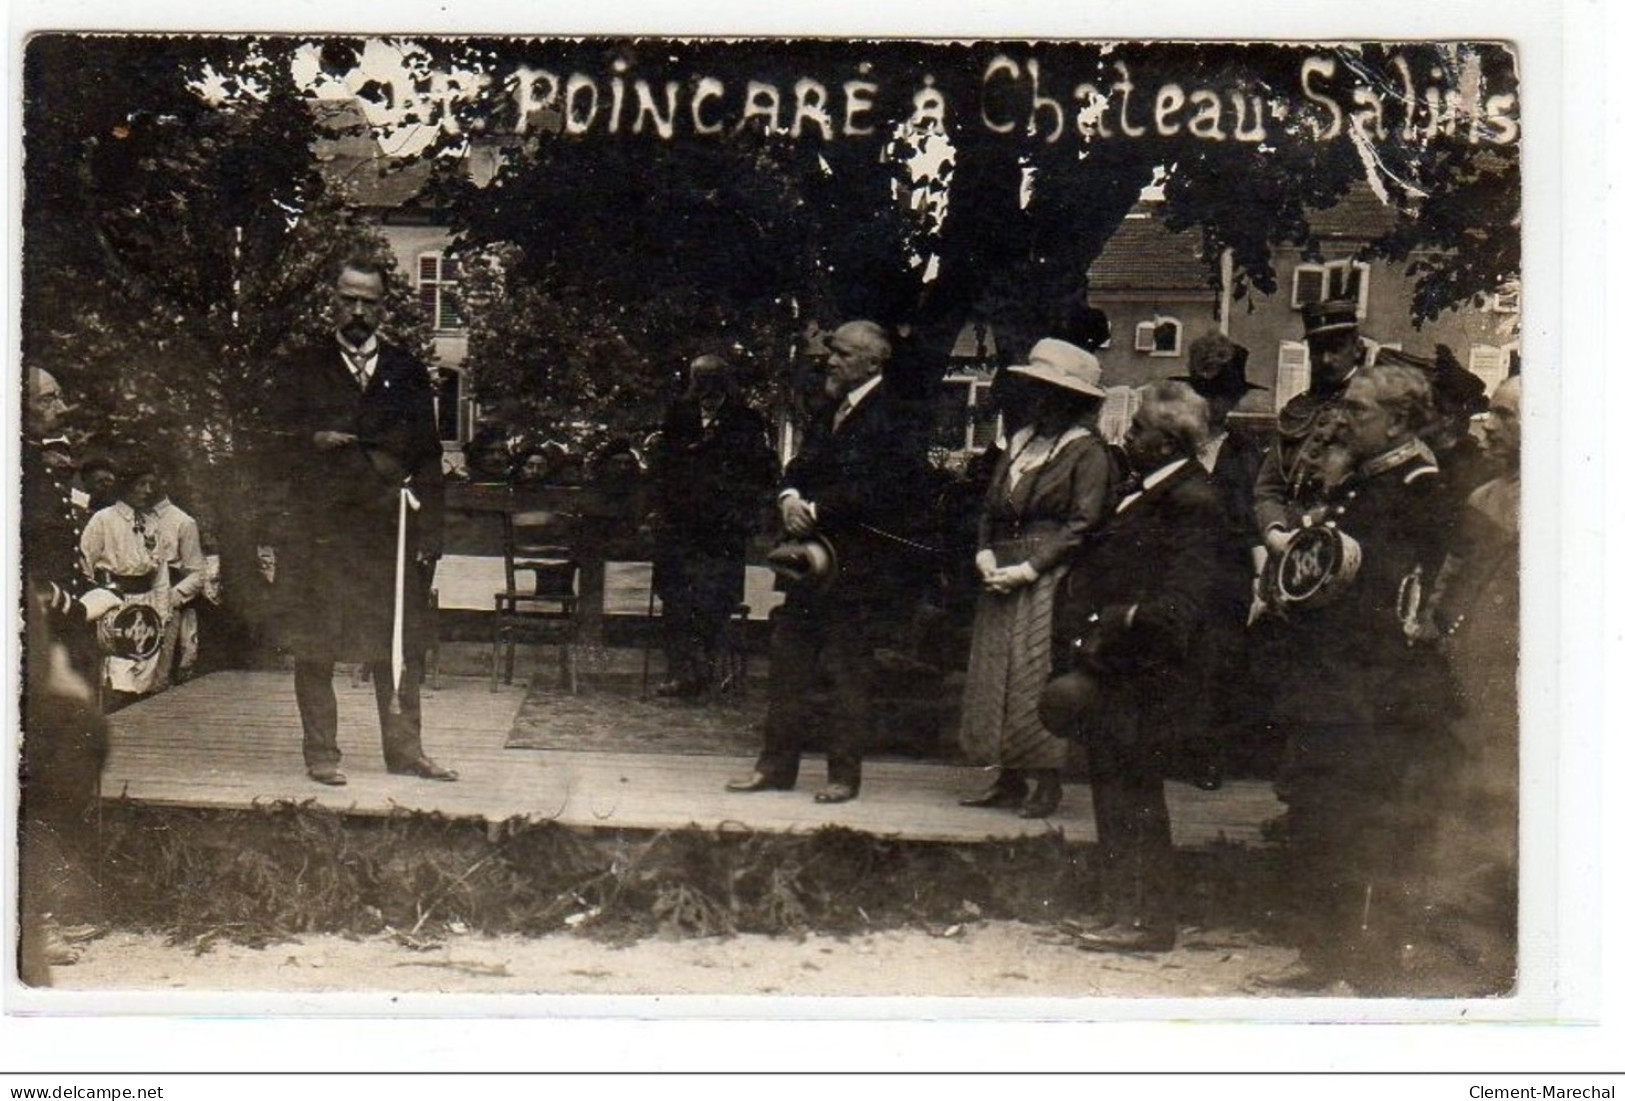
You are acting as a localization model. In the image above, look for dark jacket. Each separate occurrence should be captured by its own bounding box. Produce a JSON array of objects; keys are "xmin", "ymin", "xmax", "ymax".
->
[
  {"xmin": 1272, "ymin": 441, "xmax": 1453, "ymax": 737},
  {"xmin": 978, "ymin": 429, "xmax": 1117, "ymax": 574},
  {"xmin": 22, "ymin": 440, "xmax": 92, "ymax": 623},
  {"xmin": 1054, "ymin": 460, "xmax": 1230, "ymax": 755},
  {"xmin": 1208, "ymin": 432, "xmax": 1267, "ymax": 622},
  {"xmin": 1254, "ymin": 386, "xmax": 1346, "ymax": 536},
  {"xmin": 780, "ymin": 378, "xmax": 931, "ymax": 607},
  {"xmin": 653, "ymin": 395, "xmax": 777, "ymax": 555},
  {"xmin": 268, "ymin": 338, "xmax": 445, "ymax": 660}
]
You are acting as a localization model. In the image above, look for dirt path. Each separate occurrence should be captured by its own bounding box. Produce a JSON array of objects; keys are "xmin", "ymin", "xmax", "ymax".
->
[{"xmin": 46, "ymin": 922, "xmax": 1300, "ymax": 999}]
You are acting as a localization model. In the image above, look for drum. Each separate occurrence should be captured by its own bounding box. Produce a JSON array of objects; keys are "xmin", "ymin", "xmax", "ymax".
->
[
  {"xmin": 97, "ymin": 601, "xmax": 164, "ymax": 661},
  {"xmin": 1270, "ymin": 523, "xmax": 1363, "ymax": 610}
]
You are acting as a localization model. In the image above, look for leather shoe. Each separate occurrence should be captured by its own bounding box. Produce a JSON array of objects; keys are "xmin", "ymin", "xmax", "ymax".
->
[
  {"xmin": 388, "ymin": 757, "xmax": 459, "ymax": 781},
  {"xmin": 1057, "ymin": 913, "xmax": 1118, "ymax": 937},
  {"xmin": 959, "ymin": 771, "xmax": 1027, "ymax": 809},
  {"xmin": 813, "ymin": 782, "xmax": 857, "ymax": 804},
  {"xmin": 725, "ymin": 771, "xmax": 791, "ymax": 793},
  {"xmin": 1017, "ymin": 770, "xmax": 1063, "ymax": 819},
  {"xmin": 307, "ymin": 766, "xmax": 347, "ymax": 786},
  {"xmin": 1065, "ymin": 921, "xmax": 1176, "ymax": 954},
  {"xmin": 1250, "ymin": 965, "xmax": 1344, "ymax": 995}
]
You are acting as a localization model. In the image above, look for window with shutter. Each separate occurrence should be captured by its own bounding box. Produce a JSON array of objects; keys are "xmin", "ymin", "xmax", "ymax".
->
[
  {"xmin": 1468, "ymin": 345, "xmax": 1511, "ymax": 393},
  {"xmin": 1276, "ymin": 341, "xmax": 1311, "ymax": 412},
  {"xmin": 1291, "ymin": 265, "xmax": 1326, "ymax": 309},
  {"xmin": 416, "ymin": 252, "xmax": 466, "ymax": 332},
  {"xmin": 1097, "ymin": 387, "xmax": 1140, "ymax": 446},
  {"xmin": 1134, "ymin": 317, "xmax": 1181, "ymax": 356}
]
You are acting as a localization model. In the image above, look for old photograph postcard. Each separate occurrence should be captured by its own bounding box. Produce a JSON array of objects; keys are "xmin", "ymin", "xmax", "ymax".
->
[{"xmin": 5, "ymin": 0, "xmax": 1599, "ymax": 1066}]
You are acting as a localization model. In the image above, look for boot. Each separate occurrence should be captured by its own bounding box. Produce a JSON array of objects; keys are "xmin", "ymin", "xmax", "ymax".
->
[
  {"xmin": 1018, "ymin": 769, "xmax": 1063, "ymax": 818},
  {"xmin": 959, "ymin": 768, "xmax": 1027, "ymax": 809}
]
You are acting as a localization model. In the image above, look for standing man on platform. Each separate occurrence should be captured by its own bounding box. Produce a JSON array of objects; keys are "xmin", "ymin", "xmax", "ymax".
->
[
  {"xmin": 727, "ymin": 320, "xmax": 930, "ymax": 804},
  {"xmin": 648, "ymin": 354, "xmax": 777, "ymax": 698},
  {"xmin": 268, "ymin": 256, "xmax": 455, "ymax": 786}
]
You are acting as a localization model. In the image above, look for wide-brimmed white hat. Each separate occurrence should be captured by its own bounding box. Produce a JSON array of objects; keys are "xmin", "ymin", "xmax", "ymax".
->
[{"xmin": 1007, "ymin": 338, "xmax": 1106, "ymax": 399}]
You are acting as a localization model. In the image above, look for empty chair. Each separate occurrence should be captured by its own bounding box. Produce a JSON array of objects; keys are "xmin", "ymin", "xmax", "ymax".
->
[{"xmin": 492, "ymin": 504, "xmax": 581, "ymax": 693}]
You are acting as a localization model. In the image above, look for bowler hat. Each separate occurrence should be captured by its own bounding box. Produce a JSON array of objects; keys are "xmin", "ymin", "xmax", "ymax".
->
[
  {"xmin": 766, "ymin": 534, "xmax": 838, "ymax": 592},
  {"xmin": 1302, "ymin": 298, "xmax": 1360, "ymax": 340},
  {"xmin": 1037, "ymin": 669, "xmax": 1100, "ymax": 739},
  {"xmin": 1169, "ymin": 332, "xmax": 1263, "ymax": 399},
  {"xmin": 1007, "ymin": 339, "xmax": 1106, "ymax": 399}
]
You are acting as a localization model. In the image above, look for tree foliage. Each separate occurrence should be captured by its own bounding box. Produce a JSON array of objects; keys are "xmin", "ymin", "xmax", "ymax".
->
[
  {"xmin": 22, "ymin": 35, "xmax": 432, "ymax": 518},
  {"xmin": 22, "ymin": 36, "xmax": 1520, "ymax": 475}
]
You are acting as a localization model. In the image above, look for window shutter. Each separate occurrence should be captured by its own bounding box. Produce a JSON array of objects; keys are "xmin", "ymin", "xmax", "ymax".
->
[
  {"xmin": 418, "ymin": 255, "xmax": 439, "ymax": 282},
  {"xmin": 1468, "ymin": 345, "xmax": 1510, "ymax": 393},
  {"xmin": 1152, "ymin": 319, "xmax": 1180, "ymax": 355},
  {"xmin": 1275, "ymin": 341, "xmax": 1311, "ymax": 412},
  {"xmin": 1098, "ymin": 387, "xmax": 1139, "ymax": 446},
  {"xmin": 1134, "ymin": 322, "xmax": 1156, "ymax": 352},
  {"xmin": 1291, "ymin": 266, "xmax": 1326, "ymax": 308}
]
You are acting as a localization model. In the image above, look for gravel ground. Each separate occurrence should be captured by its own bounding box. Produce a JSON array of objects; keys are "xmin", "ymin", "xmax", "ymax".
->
[{"xmin": 45, "ymin": 921, "xmax": 1302, "ymax": 999}]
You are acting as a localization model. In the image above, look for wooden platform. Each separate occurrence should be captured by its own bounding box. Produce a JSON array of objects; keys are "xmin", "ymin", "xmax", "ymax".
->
[{"xmin": 101, "ymin": 671, "xmax": 1281, "ymax": 847}]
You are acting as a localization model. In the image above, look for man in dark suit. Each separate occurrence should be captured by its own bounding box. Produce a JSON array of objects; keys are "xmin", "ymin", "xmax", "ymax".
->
[
  {"xmin": 20, "ymin": 367, "xmax": 116, "ymax": 984},
  {"xmin": 1049, "ymin": 381, "xmax": 1233, "ymax": 953},
  {"xmin": 269, "ymin": 257, "xmax": 454, "ymax": 786},
  {"xmin": 649, "ymin": 354, "xmax": 777, "ymax": 697},
  {"xmin": 1171, "ymin": 332, "xmax": 1269, "ymax": 787},
  {"xmin": 726, "ymin": 320, "xmax": 930, "ymax": 803},
  {"xmin": 1263, "ymin": 362, "xmax": 1455, "ymax": 993}
]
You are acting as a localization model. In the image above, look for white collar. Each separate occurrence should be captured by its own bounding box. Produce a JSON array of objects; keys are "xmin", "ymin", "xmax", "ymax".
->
[
  {"xmin": 841, "ymin": 373, "xmax": 883, "ymax": 410},
  {"xmin": 1008, "ymin": 423, "xmax": 1093, "ymax": 457},
  {"xmin": 1117, "ymin": 458, "xmax": 1189, "ymax": 512},
  {"xmin": 337, "ymin": 333, "xmax": 379, "ymax": 360},
  {"xmin": 1141, "ymin": 458, "xmax": 1189, "ymax": 492}
]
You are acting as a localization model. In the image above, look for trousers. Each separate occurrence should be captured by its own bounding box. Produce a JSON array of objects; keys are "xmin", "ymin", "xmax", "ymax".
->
[{"xmin": 295, "ymin": 656, "xmax": 426, "ymax": 771}]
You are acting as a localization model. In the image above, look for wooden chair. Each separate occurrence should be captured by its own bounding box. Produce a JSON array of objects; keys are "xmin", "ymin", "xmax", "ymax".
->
[{"xmin": 491, "ymin": 505, "xmax": 581, "ymax": 693}]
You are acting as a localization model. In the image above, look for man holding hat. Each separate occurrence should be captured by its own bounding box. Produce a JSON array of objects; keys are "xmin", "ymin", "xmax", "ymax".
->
[
  {"xmin": 265, "ymin": 256, "xmax": 454, "ymax": 787},
  {"xmin": 727, "ymin": 320, "xmax": 930, "ymax": 804},
  {"xmin": 1047, "ymin": 381, "xmax": 1230, "ymax": 953},
  {"xmin": 1255, "ymin": 298, "xmax": 1365, "ymax": 555}
]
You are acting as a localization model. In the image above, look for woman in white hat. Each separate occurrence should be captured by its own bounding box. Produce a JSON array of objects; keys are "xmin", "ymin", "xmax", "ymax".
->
[{"xmin": 957, "ymin": 339, "xmax": 1118, "ymax": 818}]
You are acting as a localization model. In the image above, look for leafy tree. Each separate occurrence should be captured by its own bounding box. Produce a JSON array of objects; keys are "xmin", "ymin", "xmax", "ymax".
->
[{"xmin": 22, "ymin": 35, "xmax": 433, "ymax": 520}]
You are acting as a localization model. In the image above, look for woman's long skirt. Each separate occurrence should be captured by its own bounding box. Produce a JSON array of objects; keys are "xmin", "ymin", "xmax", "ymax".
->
[{"xmin": 958, "ymin": 568, "xmax": 1068, "ymax": 770}]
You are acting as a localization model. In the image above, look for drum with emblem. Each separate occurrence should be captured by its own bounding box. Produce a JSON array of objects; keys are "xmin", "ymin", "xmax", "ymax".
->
[
  {"xmin": 97, "ymin": 601, "xmax": 165, "ymax": 661},
  {"xmin": 1270, "ymin": 523, "xmax": 1363, "ymax": 610}
]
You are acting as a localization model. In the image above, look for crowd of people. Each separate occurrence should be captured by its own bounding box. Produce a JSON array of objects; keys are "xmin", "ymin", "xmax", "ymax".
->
[
  {"xmin": 722, "ymin": 300, "xmax": 1519, "ymax": 995},
  {"xmin": 20, "ymin": 255, "xmax": 1519, "ymax": 995}
]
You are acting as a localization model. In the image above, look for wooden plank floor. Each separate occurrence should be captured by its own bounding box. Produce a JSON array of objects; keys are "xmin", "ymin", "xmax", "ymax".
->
[{"xmin": 102, "ymin": 671, "xmax": 1281, "ymax": 847}]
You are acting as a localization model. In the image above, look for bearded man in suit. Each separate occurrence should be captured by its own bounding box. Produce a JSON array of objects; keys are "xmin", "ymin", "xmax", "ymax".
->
[
  {"xmin": 268, "ymin": 257, "xmax": 455, "ymax": 786},
  {"xmin": 726, "ymin": 320, "xmax": 930, "ymax": 804}
]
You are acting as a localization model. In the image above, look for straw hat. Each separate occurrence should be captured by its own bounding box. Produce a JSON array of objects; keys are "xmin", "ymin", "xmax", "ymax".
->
[{"xmin": 1006, "ymin": 338, "xmax": 1106, "ymax": 399}]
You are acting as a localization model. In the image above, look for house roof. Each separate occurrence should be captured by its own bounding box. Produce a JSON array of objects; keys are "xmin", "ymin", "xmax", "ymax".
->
[
  {"xmin": 1089, "ymin": 211, "xmax": 1211, "ymax": 293},
  {"xmin": 1304, "ymin": 183, "xmax": 1398, "ymax": 240},
  {"xmin": 1090, "ymin": 181, "xmax": 1399, "ymax": 294},
  {"xmin": 311, "ymin": 98, "xmax": 433, "ymax": 210}
]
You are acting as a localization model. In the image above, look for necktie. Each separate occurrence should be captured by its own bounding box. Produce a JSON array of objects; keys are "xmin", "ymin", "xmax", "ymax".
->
[
  {"xmin": 345, "ymin": 348, "xmax": 375, "ymax": 390},
  {"xmin": 832, "ymin": 397, "xmax": 855, "ymax": 433}
]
